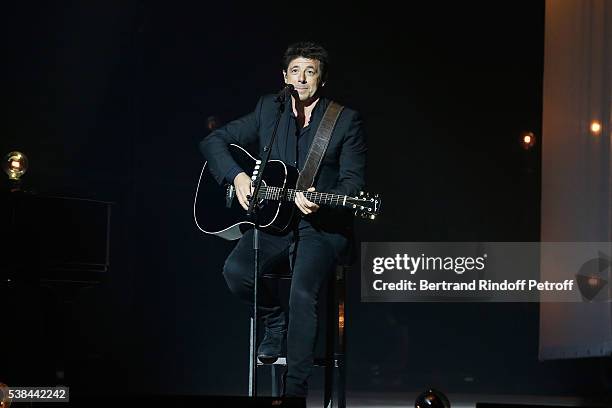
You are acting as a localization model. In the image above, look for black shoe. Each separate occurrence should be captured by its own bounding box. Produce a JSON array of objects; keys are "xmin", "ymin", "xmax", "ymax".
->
[{"xmin": 257, "ymin": 328, "xmax": 285, "ymax": 364}]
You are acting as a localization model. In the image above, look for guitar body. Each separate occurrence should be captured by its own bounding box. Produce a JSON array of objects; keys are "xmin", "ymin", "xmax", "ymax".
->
[{"xmin": 194, "ymin": 144, "xmax": 298, "ymax": 240}]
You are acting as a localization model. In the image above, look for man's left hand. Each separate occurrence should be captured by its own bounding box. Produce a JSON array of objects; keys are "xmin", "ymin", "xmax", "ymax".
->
[{"xmin": 295, "ymin": 187, "xmax": 320, "ymax": 215}]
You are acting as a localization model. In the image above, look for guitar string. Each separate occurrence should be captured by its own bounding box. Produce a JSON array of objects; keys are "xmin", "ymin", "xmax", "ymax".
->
[
  {"xmin": 258, "ymin": 186, "xmax": 345, "ymax": 204},
  {"xmin": 254, "ymin": 186, "xmax": 375, "ymax": 213},
  {"xmin": 259, "ymin": 185, "xmax": 342, "ymax": 199},
  {"xmin": 255, "ymin": 184, "xmax": 377, "ymax": 212}
]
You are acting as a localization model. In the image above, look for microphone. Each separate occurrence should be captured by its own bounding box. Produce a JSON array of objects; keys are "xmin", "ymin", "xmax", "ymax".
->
[{"xmin": 275, "ymin": 83, "xmax": 295, "ymax": 102}]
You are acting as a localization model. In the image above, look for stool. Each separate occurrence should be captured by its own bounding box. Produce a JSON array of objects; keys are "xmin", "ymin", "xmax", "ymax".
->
[{"xmin": 250, "ymin": 263, "xmax": 348, "ymax": 408}]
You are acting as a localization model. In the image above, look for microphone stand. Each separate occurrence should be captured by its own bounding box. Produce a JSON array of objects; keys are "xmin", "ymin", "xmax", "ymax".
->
[{"xmin": 247, "ymin": 92, "xmax": 288, "ymax": 398}]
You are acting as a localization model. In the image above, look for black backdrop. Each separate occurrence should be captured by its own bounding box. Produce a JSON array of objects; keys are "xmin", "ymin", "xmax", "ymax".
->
[{"xmin": 2, "ymin": 0, "xmax": 609, "ymax": 398}]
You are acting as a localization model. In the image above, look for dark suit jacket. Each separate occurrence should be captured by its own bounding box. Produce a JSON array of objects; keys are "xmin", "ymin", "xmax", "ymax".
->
[{"xmin": 199, "ymin": 94, "xmax": 367, "ymax": 258}]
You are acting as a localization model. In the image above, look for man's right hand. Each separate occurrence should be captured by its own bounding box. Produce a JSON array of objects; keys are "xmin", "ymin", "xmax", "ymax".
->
[{"xmin": 233, "ymin": 172, "xmax": 253, "ymax": 211}]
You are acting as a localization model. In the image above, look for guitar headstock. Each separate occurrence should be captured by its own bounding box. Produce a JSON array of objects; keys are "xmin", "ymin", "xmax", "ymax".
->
[{"xmin": 345, "ymin": 191, "xmax": 382, "ymax": 220}]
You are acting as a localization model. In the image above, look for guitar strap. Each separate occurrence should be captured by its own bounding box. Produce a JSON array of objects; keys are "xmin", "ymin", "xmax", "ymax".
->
[{"xmin": 296, "ymin": 100, "xmax": 344, "ymax": 190}]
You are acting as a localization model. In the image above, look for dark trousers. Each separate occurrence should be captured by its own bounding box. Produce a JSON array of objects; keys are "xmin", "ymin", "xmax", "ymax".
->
[{"xmin": 222, "ymin": 220, "xmax": 344, "ymax": 396}]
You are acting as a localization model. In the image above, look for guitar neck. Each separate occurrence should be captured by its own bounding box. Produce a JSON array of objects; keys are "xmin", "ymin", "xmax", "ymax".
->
[{"xmin": 258, "ymin": 186, "xmax": 347, "ymax": 207}]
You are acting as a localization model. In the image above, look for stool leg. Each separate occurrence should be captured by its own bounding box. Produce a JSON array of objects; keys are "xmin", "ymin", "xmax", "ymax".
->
[
  {"xmin": 324, "ymin": 270, "xmax": 336, "ymax": 407},
  {"xmin": 271, "ymin": 365, "xmax": 277, "ymax": 397},
  {"xmin": 337, "ymin": 266, "xmax": 347, "ymax": 408},
  {"xmin": 336, "ymin": 303, "xmax": 346, "ymax": 408},
  {"xmin": 324, "ymin": 357, "xmax": 333, "ymax": 407},
  {"xmin": 337, "ymin": 351, "xmax": 345, "ymax": 408},
  {"xmin": 271, "ymin": 365, "xmax": 284, "ymax": 397}
]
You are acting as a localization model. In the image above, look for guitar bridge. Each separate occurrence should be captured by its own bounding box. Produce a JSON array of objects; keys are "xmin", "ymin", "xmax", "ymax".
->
[{"xmin": 225, "ymin": 184, "xmax": 235, "ymax": 208}]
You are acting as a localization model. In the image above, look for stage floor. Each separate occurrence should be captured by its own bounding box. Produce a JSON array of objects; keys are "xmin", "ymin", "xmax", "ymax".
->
[{"xmin": 306, "ymin": 390, "xmax": 611, "ymax": 408}]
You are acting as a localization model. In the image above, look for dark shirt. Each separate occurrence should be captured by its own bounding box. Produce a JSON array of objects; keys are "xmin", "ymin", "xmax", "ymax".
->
[
  {"xmin": 291, "ymin": 111, "xmax": 313, "ymax": 170},
  {"xmin": 224, "ymin": 99, "xmax": 322, "ymax": 183}
]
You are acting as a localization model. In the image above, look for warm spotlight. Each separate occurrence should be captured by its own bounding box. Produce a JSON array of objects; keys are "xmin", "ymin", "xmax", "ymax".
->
[
  {"xmin": 0, "ymin": 383, "xmax": 10, "ymax": 408},
  {"xmin": 2, "ymin": 151, "xmax": 29, "ymax": 181},
  {"xmin": 590, "ymin": 121, "xmax": 602, "ymax": 135},
  {"xmin": 415, "ymin": 388, "xmax": 450, "ymax": 408},
  {"xmin": 520, "ymin": 132, "xmax": 536, "ymax": 150}
]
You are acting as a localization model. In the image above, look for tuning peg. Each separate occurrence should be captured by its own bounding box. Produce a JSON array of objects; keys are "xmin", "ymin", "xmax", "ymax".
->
[
  {"xmin": 359, "ymin": 191, "xmax": 364, "ymax": 196},
  {"xmin": 370, "ymin": 214, "xmax": 376, "ymax": 220},
  {"xmin": 256, "ymin": 160, "xmax": 261, "ymax": 164}
]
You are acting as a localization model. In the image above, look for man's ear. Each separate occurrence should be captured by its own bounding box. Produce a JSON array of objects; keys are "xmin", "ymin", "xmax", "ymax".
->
[{"xmin": 282, "ymin": 70, "xmax": 287, "ymax": 83}]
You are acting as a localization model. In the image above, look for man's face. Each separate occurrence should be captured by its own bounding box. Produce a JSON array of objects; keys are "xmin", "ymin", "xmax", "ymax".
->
[{"xmin": 283, "ymin": 57, "xmax": 324, "ymax": 102}]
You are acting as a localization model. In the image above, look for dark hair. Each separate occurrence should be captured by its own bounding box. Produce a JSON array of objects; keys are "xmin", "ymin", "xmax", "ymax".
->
[{"xmin": 282, "ymin": 41, "xmax": 329, "ymax": 82}]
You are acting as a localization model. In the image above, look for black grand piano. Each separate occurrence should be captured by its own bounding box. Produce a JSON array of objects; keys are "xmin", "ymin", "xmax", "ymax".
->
[
  {"xmin": 1, "ymin": 191, "xmax": 112, "ymax": 385},
  {"xmin": 1, "ymin": 191, "xmax": 112, "ymax": 283}
]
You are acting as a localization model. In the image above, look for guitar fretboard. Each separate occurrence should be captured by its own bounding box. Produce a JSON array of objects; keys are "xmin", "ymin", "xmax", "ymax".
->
[{"xmin": 258, "ymin": 186, "xmax": 346, "ymax": 207}]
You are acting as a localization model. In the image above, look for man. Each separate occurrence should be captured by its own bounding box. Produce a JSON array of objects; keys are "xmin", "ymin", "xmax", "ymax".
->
[{"xmin": 200, "ymin": 41, "xmax": 366, "ymax": 397}]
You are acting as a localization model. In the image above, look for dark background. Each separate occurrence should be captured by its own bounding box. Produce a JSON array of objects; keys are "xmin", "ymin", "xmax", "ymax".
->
[{"xmin": 2, "ymin": 0, "xmax": 610, "ymax": 399}]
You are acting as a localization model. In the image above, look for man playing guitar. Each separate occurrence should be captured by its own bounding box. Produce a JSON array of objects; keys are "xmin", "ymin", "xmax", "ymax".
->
[{"xmin": 199, "ymin": 41, "xmax": 367, "ymax": 398}]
